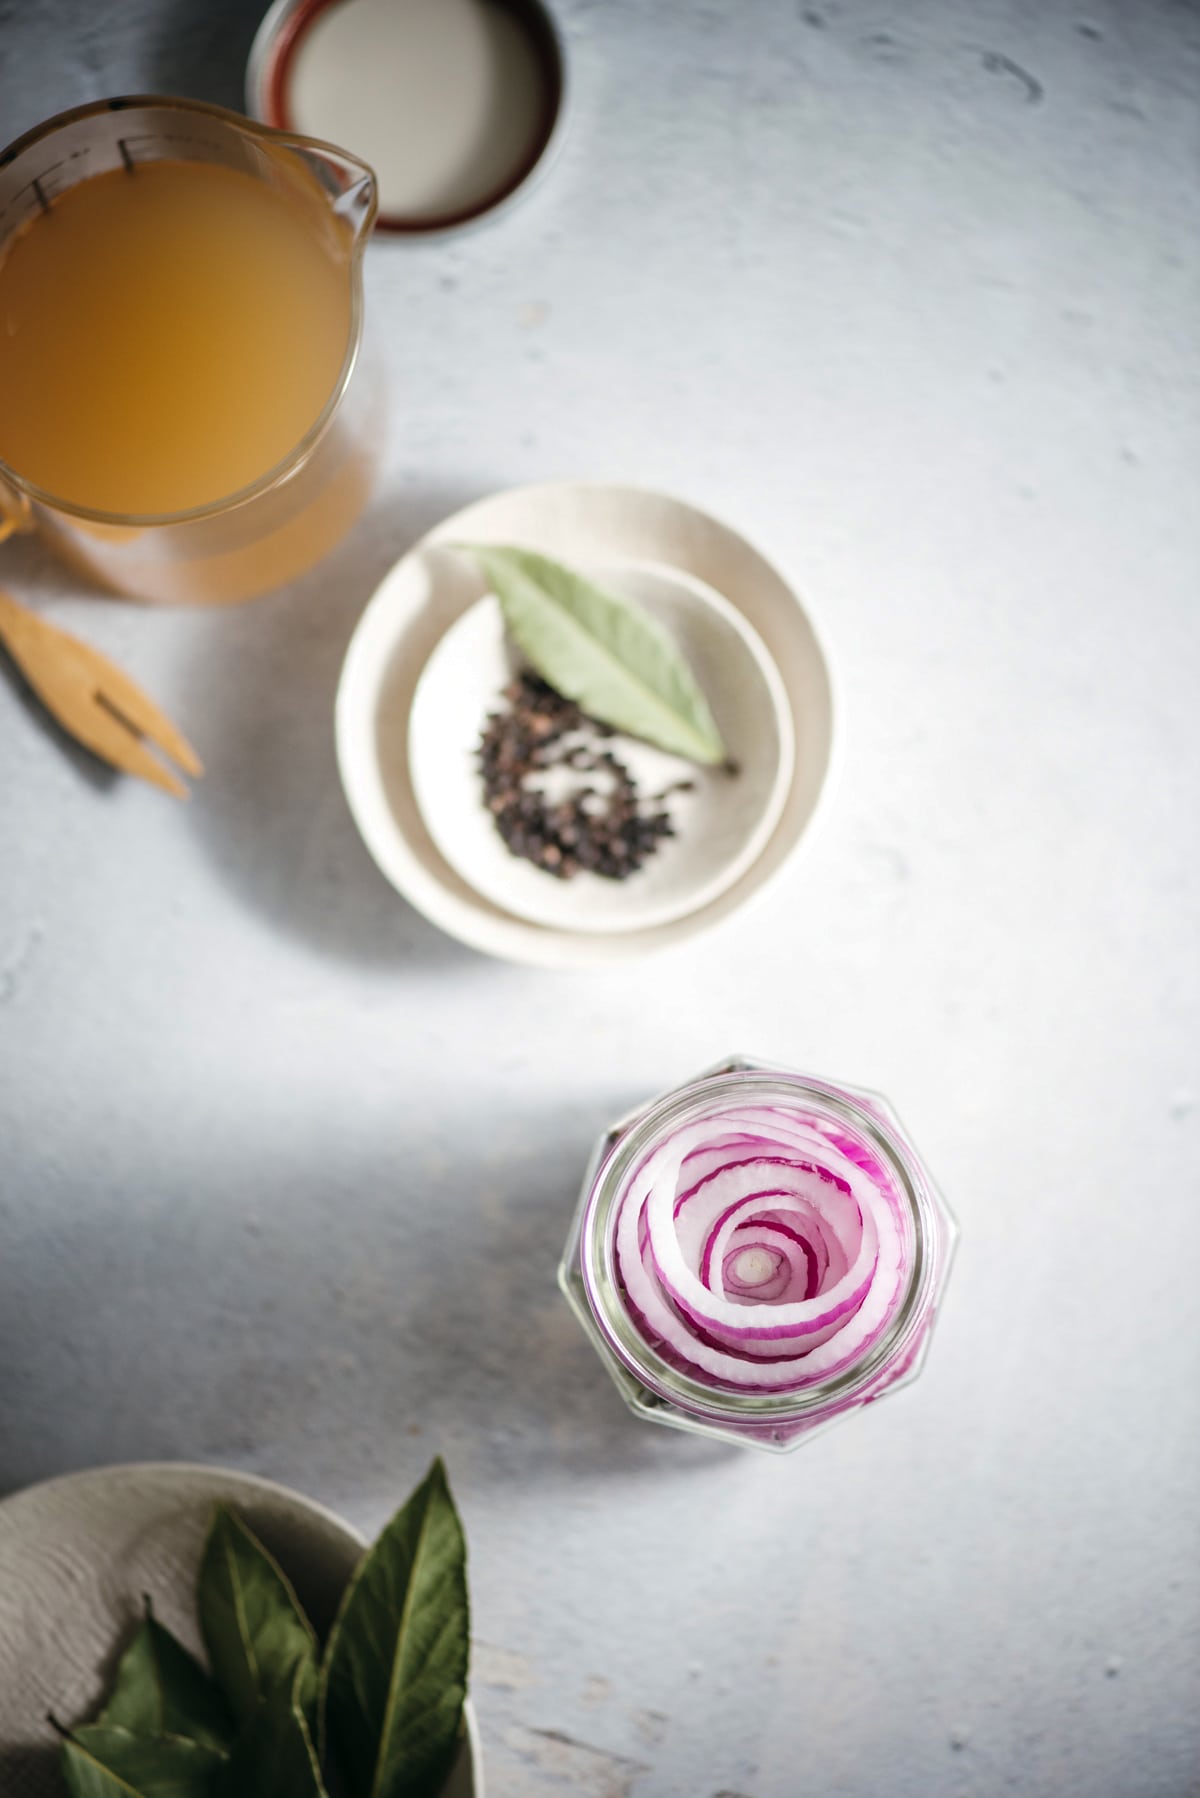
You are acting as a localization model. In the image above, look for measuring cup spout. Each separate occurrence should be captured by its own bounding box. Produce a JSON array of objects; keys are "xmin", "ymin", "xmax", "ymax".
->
[
  {"xmin": 269, "ymin": 132, "xmax": 378, "ymax": 243},
  {"xmin": 323, "ymin": 148, "xmax": 378, "ymax": 242}
]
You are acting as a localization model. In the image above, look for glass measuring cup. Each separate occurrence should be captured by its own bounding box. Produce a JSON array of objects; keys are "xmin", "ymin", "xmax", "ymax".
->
[{"xmin": 0, "ymin": 97, "xmax": 379, "ymax": 604}]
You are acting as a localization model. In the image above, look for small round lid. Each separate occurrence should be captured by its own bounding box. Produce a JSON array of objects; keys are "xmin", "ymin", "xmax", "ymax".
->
[{"xmin": 248, "ymin": 0, "xmax": 565, "ymax": 234}]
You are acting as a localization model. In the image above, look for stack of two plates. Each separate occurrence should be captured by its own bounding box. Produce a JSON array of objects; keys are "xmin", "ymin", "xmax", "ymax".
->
[{"xmin": 336, "ymin": 483, "xmax": 837, "ymax": 967}]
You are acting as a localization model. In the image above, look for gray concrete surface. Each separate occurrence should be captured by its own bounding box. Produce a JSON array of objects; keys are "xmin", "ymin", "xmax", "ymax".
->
[{"xmin": 1, "ymin": 2, "xmax": 1198, "ymax": 1793}]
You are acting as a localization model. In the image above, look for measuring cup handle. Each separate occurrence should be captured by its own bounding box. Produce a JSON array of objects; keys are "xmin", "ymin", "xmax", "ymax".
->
[{"xmin": 0, "ymin": 478, "xmax": 34, "ymax": 544}]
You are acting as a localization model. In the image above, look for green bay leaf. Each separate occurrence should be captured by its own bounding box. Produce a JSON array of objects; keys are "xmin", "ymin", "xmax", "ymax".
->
[
  {"xmin": 100, "ymin": 1602, "xmax": 233, "ymax": 1753},
  {"xmin": 60, "ymin": 1725, "xmax": 222, "ymax": 1798},
  {"xmin": 214, "ymin": 1668, "xmax": 328, "ymax": 1798},
  {"xmin": 320, "ymin": 1457, "xmax": 468, "ymax": 1798},
  {"xmin": 455, "ymin": 544, "xmax": 728, "ymax": 765},
  {"xmin": 197, "ymin": 1507, "xmax": 318, "ymax": 1730}
]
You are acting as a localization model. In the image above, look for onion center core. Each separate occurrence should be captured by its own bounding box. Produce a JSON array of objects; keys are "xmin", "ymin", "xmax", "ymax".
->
[{"xmin": 728, "ymin": 1246, "xmax": 779, "ymax": 1290}]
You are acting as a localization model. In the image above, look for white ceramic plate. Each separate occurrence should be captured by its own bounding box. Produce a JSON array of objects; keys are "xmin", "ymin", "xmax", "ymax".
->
[
  {"xmin": 336, "ymin": 481, "xmax": 838, "ymax": 967},
  {"xmin": 407, "ymin": 556, "xmax": 794, "ymax": 933},
  {"xmin": 0, "ymin": 1462, "xmax": 481, "ymax": 1798}
]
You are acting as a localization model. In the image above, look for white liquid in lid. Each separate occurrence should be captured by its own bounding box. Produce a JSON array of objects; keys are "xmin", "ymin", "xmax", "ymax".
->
[{"xmin": 287, "ymin": 0, "xmax": 553, "ymax": 223}]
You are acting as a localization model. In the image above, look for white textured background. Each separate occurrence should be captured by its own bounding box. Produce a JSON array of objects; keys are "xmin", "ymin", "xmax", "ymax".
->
[{"xmin": 1, "ymin": 2, "xmax": 1198, "ymax": 1794}]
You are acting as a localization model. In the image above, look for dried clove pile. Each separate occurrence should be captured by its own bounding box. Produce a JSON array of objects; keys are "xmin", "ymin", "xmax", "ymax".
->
[{"xmin": 477, "ymin": 672, "xmax": 694, "ymax": 880}]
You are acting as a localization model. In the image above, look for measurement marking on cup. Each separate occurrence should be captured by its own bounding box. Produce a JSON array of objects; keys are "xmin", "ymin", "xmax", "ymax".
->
[
  {"xmin": 31, "ymin": 176, "xmax": 51, "ymax": 214},
  {"xmin": 118, "ymin": 138, "xmax": 135, "ymax": 174}
]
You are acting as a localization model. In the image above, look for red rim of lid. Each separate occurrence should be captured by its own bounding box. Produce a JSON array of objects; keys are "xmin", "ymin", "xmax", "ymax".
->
[{"xmin": 260, "ymin": 0, "xmax": 565, "ymax": 234}]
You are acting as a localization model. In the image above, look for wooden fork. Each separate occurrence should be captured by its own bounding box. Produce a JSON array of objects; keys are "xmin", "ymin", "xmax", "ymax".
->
[{"xmin": 0, "ymin": 589, "xmax": 203, "ymax": 798}]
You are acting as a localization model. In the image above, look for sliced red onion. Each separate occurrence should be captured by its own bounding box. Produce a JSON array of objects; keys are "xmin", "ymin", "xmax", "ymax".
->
[{"xmin": 610, "ymin": 1100, "xmax": 911, "ymax": 1393}]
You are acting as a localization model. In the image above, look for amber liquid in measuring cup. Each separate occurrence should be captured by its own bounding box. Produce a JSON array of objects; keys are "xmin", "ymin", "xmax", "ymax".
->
[
  {"xmin": 0, "ymin": 99, "xmax": 378, "ymax": 604},
  {"xmin": 0, "ymin": 161, "xmax": 350, "ymax": 514}
]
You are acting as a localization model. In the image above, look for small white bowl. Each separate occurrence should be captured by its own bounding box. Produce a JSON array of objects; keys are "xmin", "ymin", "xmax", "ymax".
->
[
  {"xmin": 407, "ymin": 556, "xmax": 794, "ymax": 934},
  {"xmin": 336, "ymin": 482, "xmax": 837, "ymax": 967}
]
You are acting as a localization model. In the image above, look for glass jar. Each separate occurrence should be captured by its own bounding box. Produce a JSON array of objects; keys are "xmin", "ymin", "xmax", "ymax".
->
[{"xmin": 559, "ymin": 1057, "xmax": 957, "ymax": 1453}]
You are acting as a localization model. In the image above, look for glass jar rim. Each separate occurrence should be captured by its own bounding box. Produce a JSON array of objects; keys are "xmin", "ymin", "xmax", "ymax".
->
[{"xmin": 579, "ymin": 1065, "xmax": 940, "ymax": 1424}]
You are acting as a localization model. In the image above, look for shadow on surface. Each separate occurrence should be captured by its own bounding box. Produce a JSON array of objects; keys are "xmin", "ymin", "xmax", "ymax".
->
[
  {"xmin": 149, "ymin": 0, "xmax": 266, "ymax": 112},
  {"xmin": 0, "ymin": 1111, "xmax": 728, "ymax": 1503},
  {"xmin": 179, "ymin": 483, "xmax": 484, "ymax": 968},
  {"xmin": 0, "ymin": 531, "xmax": 113, "ymax": 603},
  {"xmin": 1, "ymin": 525, "xmax": 147, "ymax": 791},
  {"xmin": 0, "ymin": 645, "xmax": 119, "ymax": 796},
  {"xmin": 0, "ymin": 1743, "xmax": 60, "ymax": 1798}
]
